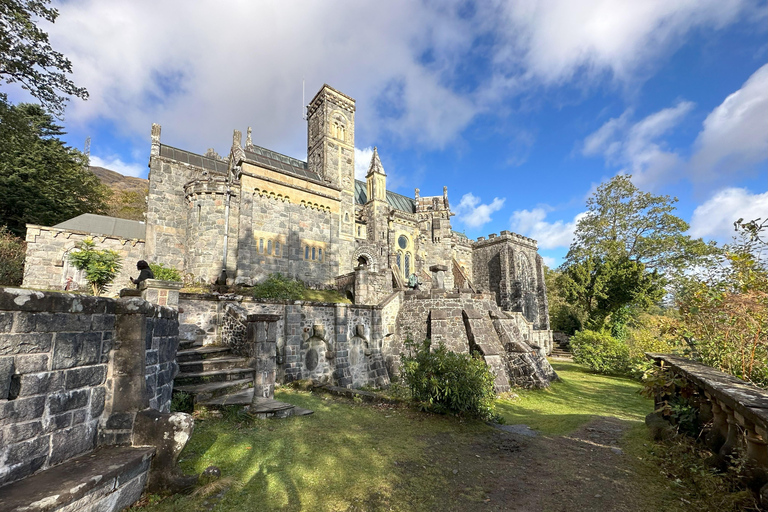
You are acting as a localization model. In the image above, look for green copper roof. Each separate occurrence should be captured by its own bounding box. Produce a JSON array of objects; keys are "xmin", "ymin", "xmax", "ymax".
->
[{"xmin": 354, "ymin": 180, "xmax": 415, "ymax": 213}]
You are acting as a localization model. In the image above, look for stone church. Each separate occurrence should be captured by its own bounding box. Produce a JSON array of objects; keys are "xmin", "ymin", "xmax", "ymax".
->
[{"xmin": 22, "ymin": 84, "xmax": 555, "ymax": 389}]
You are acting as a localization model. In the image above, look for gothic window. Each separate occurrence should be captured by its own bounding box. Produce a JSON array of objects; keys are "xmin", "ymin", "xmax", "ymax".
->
[
  {"xmin": 396, "ymin": 251, "xmax": 402, "ymax": 272},
  {"xmin": 267, "ymin": 240, "xmax": 272, "ymax": 255},
  {"xmin": 404, "ymin": 253, "xmax": 411, "ymax": 278},
  {"xmin": 259, "ymin": 239, "xmax": 264, "ymax": 254},
  {"xmin": 305, "ymin": 246, "xmax": 309, "ymax": 260},
  {"xmin": 312, "ymin": 247, "xmax": 316, "ymax": 260},
  {"xmin": 318, "ymin": 248, "xmax": 322, "ymax": 261}
]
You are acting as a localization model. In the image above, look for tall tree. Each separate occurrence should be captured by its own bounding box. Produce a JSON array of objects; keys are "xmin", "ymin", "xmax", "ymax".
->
[
  {"xmin": 0, "ymin": 95, "xmax": 109, "ymax": 236},
  {"xmin": 566, "ymin": 174, "xmax": 711, "ymax": 272},
  {"xmin": 0, "ymin": 0, "xmax": 88, "ymax": 116}
]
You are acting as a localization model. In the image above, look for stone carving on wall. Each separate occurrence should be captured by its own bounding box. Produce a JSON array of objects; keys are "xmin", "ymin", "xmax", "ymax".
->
[
  {"xmin": 348, "ymin": 324, "xmax": 370, "ymax": 388},
  {"xmin": 301, "ymin": 324, "xmax": 333, "ymax": 383}
]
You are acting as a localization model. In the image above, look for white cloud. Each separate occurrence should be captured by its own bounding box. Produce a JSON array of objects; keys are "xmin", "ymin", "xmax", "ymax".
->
[
  {"xmin": 582, "ymin": 101, "xmax": 694, "ymax": 188},
  {"xmin": 354, "ymin": 147, "xmax": 374, "ymax": 181},
  {"xmin": 690, "ymin": 64, "xmax": 768, "ymax": 181},
  {"xmin": 89, "ymin": 155, "xmax": 145, "ymax": 178},
  {"xmin": 509, "ymin": 208, "xmax": 586, "ymax": 249},
  {"xmin": 455, "ymin": 193, "xmax": 505, "ymax": 229},
  {"xmin": 40, "ymin": 0, "xmax": 483, "ymax": 160},
  {"xmin": 689, "ymin": 188, "xmax": 768, "ymax": 240},
  {"xmin": 495, "ymin": 0, "xmax": 756, "ymax": 86}
]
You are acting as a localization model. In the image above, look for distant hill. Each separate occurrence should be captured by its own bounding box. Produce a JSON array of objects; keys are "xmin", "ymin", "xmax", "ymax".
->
[
  {"xmin": 90, "ymin": 166, "xmax": 148, "ymax": 193},
  {"xmin": 90, "ymin": 166, "xmax": 148, "ymax": 221}
]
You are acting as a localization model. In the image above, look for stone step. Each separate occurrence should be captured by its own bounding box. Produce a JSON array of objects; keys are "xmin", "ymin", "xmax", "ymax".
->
[
  {"xmin": 173, "ymin": 367, "xmax": 254, "ymax": 386},
  {"xmin": 178, "ymin": 339, "xmax": 203, "ymax": 351},
  {"xmin": 177, "ymin": 345, "xmax": 233, "ymax": 362},
  {"xmin": 174, "ymin": 378, "xmax": 253, "ymax": 402},
  {"xmin": 178, "ymin": 356, "xmax": 247, "ymax": 373},
  {"xmin": 196, "ymin": 390, "xmax": 313, "ymax": 419}
]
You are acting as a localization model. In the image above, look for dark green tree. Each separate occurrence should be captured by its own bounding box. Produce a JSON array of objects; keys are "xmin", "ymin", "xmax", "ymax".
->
[
  {"xmin": 0, "ymin": 95, "xmax": 109, "ymax": 237},
  {"xmin": 0, "ymin": 0, "xmax": 88, "ymax": 116}
]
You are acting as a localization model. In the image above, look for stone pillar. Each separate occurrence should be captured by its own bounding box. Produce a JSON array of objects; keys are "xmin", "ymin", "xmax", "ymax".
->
[
  {"xmin": 354, "ymin": 266, "xmax": 372, "ymax": 305},
  {"xmin": 719, "ymin": 405, "xmax": 740, "ymax": 459},
  {"xmin": 246, "ymin": 314, "xmax": 281, "ymax": 400},
  {"xmin": 140, "ymin": 280, "xmax": 183, "ymax": 309},
  {"xmin": 745, "ymin": 420, "xmax": 768, "ymax": 468},
  {"xmin": 99, "ymin": 298, "xmax": 152, "ymax": 446}
]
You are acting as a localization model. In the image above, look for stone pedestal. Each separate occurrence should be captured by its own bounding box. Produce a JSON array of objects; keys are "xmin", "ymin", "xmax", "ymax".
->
[
  {"xmin": 429, "ymin": 264, "xmax": 448, "ymax": 290},
  {"xmin": 140, "ymin": 280, "xmax": 183, "ymax": 309}
]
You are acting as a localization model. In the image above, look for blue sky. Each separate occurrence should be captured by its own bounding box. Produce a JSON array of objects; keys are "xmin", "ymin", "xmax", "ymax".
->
[{"xmin": 7, "ymin": 0, "xmax": 767, "ymax": 267}]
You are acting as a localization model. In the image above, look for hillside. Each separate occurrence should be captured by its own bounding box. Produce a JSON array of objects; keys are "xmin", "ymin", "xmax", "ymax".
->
[{"xmin": 91, "ymin": 166, "xmax": 148, "ymax": 221}]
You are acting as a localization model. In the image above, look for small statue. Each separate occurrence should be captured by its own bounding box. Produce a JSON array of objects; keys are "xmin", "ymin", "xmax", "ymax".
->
[{"xmin": 407, "ymin": 273, "xmax": 421, "ymax": 290}]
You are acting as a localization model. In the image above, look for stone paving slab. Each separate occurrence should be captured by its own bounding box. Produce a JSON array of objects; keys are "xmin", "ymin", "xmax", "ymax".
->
[{"xmin": 0, "ymin": 446, "xmax": 154, "ymax": 512}]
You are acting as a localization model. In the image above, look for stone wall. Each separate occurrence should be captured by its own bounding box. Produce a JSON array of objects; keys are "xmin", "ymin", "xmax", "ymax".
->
[
  {"xmin": 0, "ymin": 288, "xmax": 179, "ymax": 488},
  {"xmin": 22, "ymin": 225, "xmax": 145, "ymax": 295},
  {"xmin": 179, "ymin": 294, "xmax": 389, "ymax": 388}
]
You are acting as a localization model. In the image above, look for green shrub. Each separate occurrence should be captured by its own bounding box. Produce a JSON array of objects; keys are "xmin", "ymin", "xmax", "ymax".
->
[
  {"xmin": 400, "ymin": 339, "xmax": 499, "ymax": 421},
  {"xmin": 570, "ymin": 330, "xmax": 632, "ymax": 375},
  {"xmin": 0, "ymin": 226, "xmax": 25, "ymax": 286},
  {"xmin": 68, "ymin": 239, "xmax": 122, "ymax": 296},
  {"xmin": 149, "ymin": 263, "xmax": 182, "ymax": 282},
  {"xmin": 252, "ymin": 273, "xmax": 306, "ymax": 300}
]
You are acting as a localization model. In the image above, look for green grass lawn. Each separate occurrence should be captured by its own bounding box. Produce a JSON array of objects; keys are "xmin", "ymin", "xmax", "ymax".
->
[
  {"xmin": 496, "ymin": 360, "xmax": 652, "ymax": 435},
  {"xmin": 138, "ymin": 361, "xmax": 747, "ymax": 512}
]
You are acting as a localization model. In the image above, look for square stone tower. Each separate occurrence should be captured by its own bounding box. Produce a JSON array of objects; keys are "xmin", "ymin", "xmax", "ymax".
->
[{"xmin": 307, "ymin": 84, "xmax": 357, "ymax": 273}]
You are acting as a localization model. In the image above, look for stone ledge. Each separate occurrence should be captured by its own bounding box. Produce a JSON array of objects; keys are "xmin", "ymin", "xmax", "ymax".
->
[{"xmin": 0, "ymin": 446, "xmax": 155, "ymax": 512}]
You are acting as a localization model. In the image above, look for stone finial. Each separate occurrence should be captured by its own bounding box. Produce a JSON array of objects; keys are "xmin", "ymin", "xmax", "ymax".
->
[
  {"xmin": 150, "ymin": 123, "xmax": 161, "ymax": 156},
  {"xmin": 415, "ymin": 188, "xmax": 420, "ymax": 199},
  {"xmin": 246, "ymin": 126, "xmax": 253, "ymax": 149},
  {"xmin": 233, "ymin": 129, "xmax": 242, "ymax": 147}
]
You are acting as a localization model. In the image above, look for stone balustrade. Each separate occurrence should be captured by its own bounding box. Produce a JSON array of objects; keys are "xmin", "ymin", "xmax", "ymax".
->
[{"xmin": 646, "ymin": 353, "xmax": 768, "ymax": 502}]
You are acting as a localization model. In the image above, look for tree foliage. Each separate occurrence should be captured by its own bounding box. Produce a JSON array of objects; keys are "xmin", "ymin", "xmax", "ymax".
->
[
  {"xmin": 567, "ymin": 174, "xmax": 711, "ymax": 272},
  {"xmin": 0, "ymin": 96, "xmax": 109, "ymax": 236},
  {"xmin": 675, "ymin": 219, "xmax": 767, "ymax": 387},
  {"xmin": 0, "ymin": 225, "xmax": 25, "ymax": 285},
  {"xmin": 150, "ymin": 263, "xmax": 181, "ymax": 282},
  {"xmin": 0, "ymin": 0, "xmax": 88, "ymax": 115},
  {"xmin": 67, "ymin": 238, "xmax": 121, "ymax": 296}
]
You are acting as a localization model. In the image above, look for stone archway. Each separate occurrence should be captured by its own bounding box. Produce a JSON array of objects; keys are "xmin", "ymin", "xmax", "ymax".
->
[{"xmin": 353, "ymin": 246, "xmax": 378, "ymax": 272}]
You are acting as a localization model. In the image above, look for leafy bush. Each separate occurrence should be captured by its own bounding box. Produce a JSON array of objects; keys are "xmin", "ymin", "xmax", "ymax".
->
[
  {"xmin": 400, "ymin": 339, "xmax": 499, "ymax": 421},
  {"xmin": 570, "ymin": 330, "xmax": 632, "ymax": 375},
  {"xmin": 150, "ymin": 263, "xmax": 182, "ymax": 282},
  {"xmin": 68, "ymin": 238, "xmax": 122, "ymax": 296},
  {"xmin": 252, "ymin": 273, "xmax": 306, "ymax": 300},
  {"xmin": 0, "ymin": 226, "xmax": 25, "ymax": 285}
]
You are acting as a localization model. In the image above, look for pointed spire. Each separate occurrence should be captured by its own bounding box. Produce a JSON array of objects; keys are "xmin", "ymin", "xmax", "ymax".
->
[{"xmin": 366, "ymin": 146, "xmax": 386, "ymax": 177}]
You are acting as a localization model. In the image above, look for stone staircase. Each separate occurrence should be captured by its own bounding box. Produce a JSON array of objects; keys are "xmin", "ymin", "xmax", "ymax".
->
[
  {"xmin": 549, "ymin": 334, "xmax": 572, "ymax": 359},
  {"xmin": 173, "ymin": 324, "xmax": 312, "ymax": 418}
]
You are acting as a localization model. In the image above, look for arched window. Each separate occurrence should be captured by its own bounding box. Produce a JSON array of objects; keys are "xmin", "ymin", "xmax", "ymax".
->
[
  {"xmin": 259, "ymin": 239, "xmax": 264, "ymax": 254},
  {"xmin": 312, "ymin": 247, "xmax": 316, "ymax": 260},
  {"xmin": 318, "ymin": 248, "xmax": 322, "ymax": 261},
  {"xmin": 267, "ymin": 240, "xmax": 272, "ymax": 255},
  {"xmin": 275, "ymin": 241, "xmax": 280, "ymax": 257},
  {"xmin": 404, "ymin": 253, "xmax": 411, "ymax": 278},
  {"xmin": 305, "ymin": 246, "xmax": 309, "ymax": 260},
  {"xmin": 396, "ymin": 252, "xmax": 402, "ymax": 272}
]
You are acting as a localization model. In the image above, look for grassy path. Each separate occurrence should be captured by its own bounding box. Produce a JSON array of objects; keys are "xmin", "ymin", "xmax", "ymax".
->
[{"xmin": 134, "ymin": 362, "xmax": 704, "ymax": 512}]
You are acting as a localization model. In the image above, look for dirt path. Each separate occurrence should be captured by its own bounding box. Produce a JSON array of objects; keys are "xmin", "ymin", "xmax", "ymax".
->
[{"xmin": 414, "ymin": 416, "xmax": 661, "ymax": 512}]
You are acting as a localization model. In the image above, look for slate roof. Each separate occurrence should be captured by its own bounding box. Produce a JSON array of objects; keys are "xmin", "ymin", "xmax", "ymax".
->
[
  {"xmin": 159, "ymin": 145, "xmax": 228, "ymax": 174},
  {"xmin": 54, "ymin": 214, "xmax": 146, "ymax": 239},
  {"xmin": 354, "ymin": 180, "xmax": 415, "ymax": 213},
  {"xmin": 244, "ymin": 145, "xmax": 322, "ymax": 182}
]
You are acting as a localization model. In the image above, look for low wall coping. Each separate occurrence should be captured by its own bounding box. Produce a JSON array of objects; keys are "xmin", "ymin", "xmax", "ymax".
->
[
  {"xmin": 646, "ymin": 353, "xmax": 768, "ymax": 431},
  {"xmin": 140, "ymin": 280, "xmax": 183, "ymax": 291},
  {"xmin": 0, "ymin": 446, "xmax": 155, "ymax": 512}
]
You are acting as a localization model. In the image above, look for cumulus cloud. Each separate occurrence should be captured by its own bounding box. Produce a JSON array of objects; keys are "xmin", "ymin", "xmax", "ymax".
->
[
  {"xmin": 582, "ymin": 101, "xmax": 694, "ymax": 188},
  {"xmin": 509, "ymin": 208, "xmax": 586, "ymax": 249},
  {"xmin": 354, "ymin": 147, "xmax": 374, "ymax": 181},
  {"xmin": 89, "ymin": 155, "xmax": 145, "ymax": 178},
  {"xmin": 455, "ymin": 193, "xmax": 505, "ymax": 229},
  {"xmin": 689, "ymin": 188, "xmax": 768, "ymax": 240},
  {"xmin": 690, "ymin": 64, "xmax": 768, "ymax": 181},
  {"xmin": 38, "ymin": 0, "xmax": 484, "ymax": 163},
  {"xmin": 494, "ymin": 0, "xmax": 756, "ymax": 86}
]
